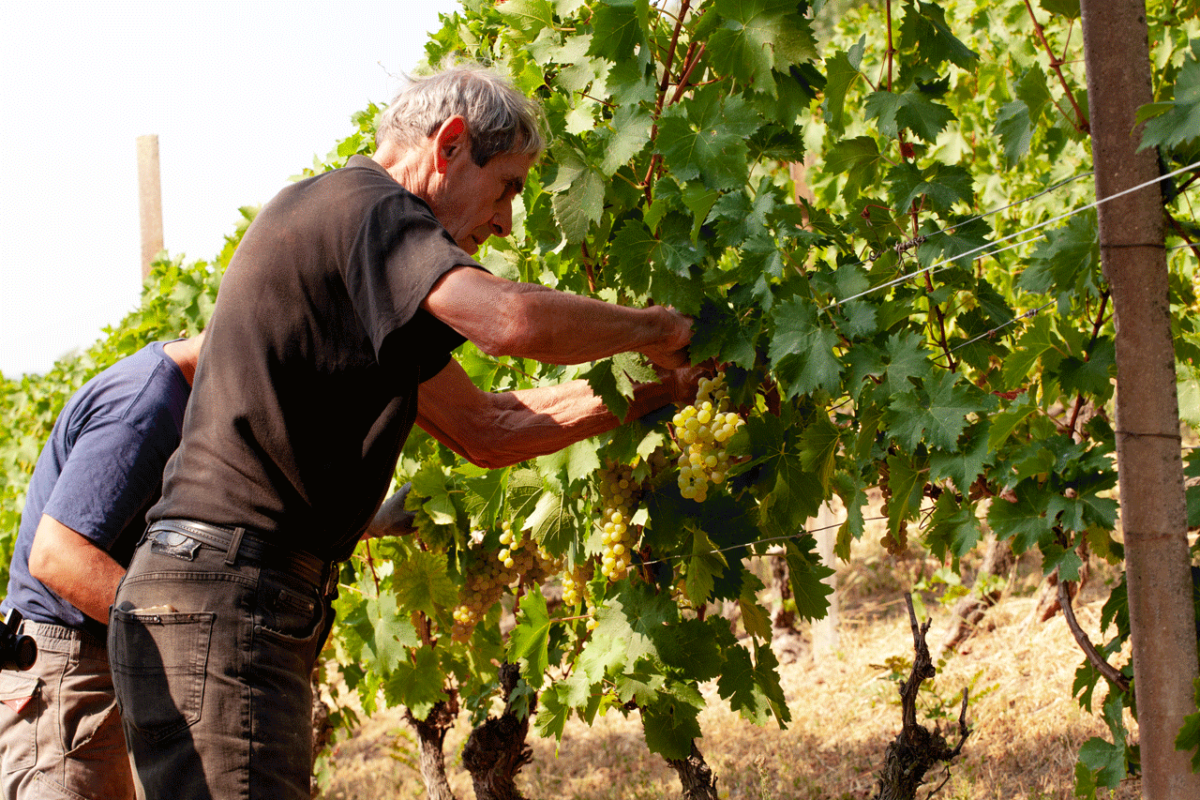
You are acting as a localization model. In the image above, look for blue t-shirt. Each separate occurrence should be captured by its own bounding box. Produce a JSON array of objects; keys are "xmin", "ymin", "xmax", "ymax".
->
[{"xmin": 2, "ymin": 342, "xmax": 190, "ymax": 637}]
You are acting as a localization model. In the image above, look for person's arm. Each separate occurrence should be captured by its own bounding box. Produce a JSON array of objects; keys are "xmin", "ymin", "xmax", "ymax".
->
[
  {"xmin": 415, "ymin": 359, "xmax": 701, "ymax": 469},
  {"xmin": 421, "ymin": 267, "xmax": 692, "ymax": 369},
  {"xmin": 27, "ymin": 515, "xmax": 125, "ymax": 624}
]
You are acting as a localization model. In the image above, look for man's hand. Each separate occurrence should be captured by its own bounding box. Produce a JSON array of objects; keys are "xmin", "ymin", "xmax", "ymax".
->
[
  {"xmin": 639, "ymin": 307, "xmax": 694, "ymax": 370},
  {"xmin": 361, "ymin": 483, "xmax": 416, "ymax": 539},
  {"xmin": 655, "ymin": 362, "xmax": 711, "ymax": 406}
]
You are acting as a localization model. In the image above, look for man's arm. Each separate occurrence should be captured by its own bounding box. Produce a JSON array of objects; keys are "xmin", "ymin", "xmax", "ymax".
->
[
  {"xmin": 421, "ymin": 267, "xmax": 692, "ymax": 369},
  {"xmin": 27, "ymin": 515, "xmax": 125, "ymax": 624},
  {"xmin": 415, "ymin": 359, "xmax": 699, "ymax": 469}
]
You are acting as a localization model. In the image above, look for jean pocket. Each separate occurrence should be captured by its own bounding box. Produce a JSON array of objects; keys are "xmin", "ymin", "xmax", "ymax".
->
[
  {"xmin": 0, "ymin": 670, "xmax": 40, "ymax": 773},
  {"xmin": 109, "ymin": 610, "xmax": 214, "ymax": 743}
]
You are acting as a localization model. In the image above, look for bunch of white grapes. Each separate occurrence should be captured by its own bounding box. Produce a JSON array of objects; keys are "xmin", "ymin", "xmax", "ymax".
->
[
  {"xmin": 560, "ymin": 561, "xmax": 591, "ymax": 607},
  {"xmin": 450, "ymin": 521, "xmax": 558, "ymax": 642},
  {"xmin": 671, "ymin": 373, "xmax": 743, "ymax": 502},
  {"xmin": 596, "ymin": 462, "xmax": 640, "ymax": 581}
]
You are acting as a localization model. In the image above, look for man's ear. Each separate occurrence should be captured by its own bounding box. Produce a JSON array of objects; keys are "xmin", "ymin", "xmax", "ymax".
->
[{"xmin": 435, "ymin": 116, "xmax": 468, "ymax": 173}]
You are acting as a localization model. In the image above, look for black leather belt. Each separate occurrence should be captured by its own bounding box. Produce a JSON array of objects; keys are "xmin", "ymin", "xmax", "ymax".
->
[{"xmin": 146, "ymin": 519, "xmax": 332, "ymax": 594}]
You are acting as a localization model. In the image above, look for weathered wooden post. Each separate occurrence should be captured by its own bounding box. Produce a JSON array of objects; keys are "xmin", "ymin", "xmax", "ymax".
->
[
  {"xmin": 136, "ymin": 134, "xmax": 163, "ymax": 280},
  {"xmin": 1078, "ymin": 1, "xmax": 1200, "ymax": 795}
]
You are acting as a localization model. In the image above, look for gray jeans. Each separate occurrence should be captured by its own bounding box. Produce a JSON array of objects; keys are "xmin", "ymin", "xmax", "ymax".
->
[
  {"xmin": 0, "ymin": 621, "xmax": 134, "ymax": 800},
  {"xmin": 108, "ymin": 527, "xmax": 333, "ymax": 800}
]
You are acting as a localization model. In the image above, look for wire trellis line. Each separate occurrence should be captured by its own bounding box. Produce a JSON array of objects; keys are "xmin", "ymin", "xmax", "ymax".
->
[{"xmin": 821, "ymin": 159, "xmax": 1200, "ymax": 313}]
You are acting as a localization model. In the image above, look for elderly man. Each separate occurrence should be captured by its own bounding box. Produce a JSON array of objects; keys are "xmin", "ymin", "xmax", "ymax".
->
[
  {"xmin": 0, "ymin": 334, "xmax": 203, "ymax": 800},
  {"xmin": 108, "ymin": 67, "xmax": 693, "ymax": 798}
]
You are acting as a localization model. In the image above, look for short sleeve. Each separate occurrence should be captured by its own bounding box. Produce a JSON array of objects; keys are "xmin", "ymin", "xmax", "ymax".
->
[
  {"xmin": 41, "ymin": 416, "xmax": 176, "ymax": 552},
  {"xmin": 344, "ymin": 192, "xmax": 485, "ymax": 359}
]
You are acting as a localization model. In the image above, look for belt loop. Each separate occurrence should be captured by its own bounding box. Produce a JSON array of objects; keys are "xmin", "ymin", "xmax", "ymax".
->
[{"xmin": 225, "ymin": 526, "xmax": 246, "ymax": 567}]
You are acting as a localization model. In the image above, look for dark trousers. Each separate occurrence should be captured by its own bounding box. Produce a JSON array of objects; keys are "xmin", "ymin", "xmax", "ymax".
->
[{"xmin": 108, "ymin": 524, "xmax": 334, "ymax": 800}]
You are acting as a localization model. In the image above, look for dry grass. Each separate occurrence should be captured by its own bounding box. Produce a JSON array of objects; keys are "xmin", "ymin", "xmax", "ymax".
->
[{"xmin": 319, "ymin": 534, "xmax": 1141, "ymax": 800}]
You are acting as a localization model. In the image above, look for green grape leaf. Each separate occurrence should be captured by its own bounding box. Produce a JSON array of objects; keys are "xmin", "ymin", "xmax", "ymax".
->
[
  {"xmin": 458, "ymin": 465, "xmax": 508, "ymax": 527},
  {"xmin": 599, "ymin": 103, "xmax": 653, "ymax": 176},
  {"xmin": 683, "ymin": 528, "xmax": 727, "ymax": 606},
  {"xmin": 690, "ymin": 299, "xmax": 760, "ymax": 369},
  {"xmin": 608, "ymin": 219, "xmax": 656, "ymax": 296},
  {"xmin": 924, "ymin": 491, "xmax": 983, "ymax": 560},
  {"xmin": 390, "ymin": 548, "xmax": 460, "ymax": 618},
  {"xmin": 704, "ymin": 0, "xmax": 819, "ymax": 95},
  {"xmin": 580, "ymin": 582, "xmax": 677, "ymax": 680},
  {"xmin": 784, "ymin": 539, "xmax": 835, "ymax": 622},
  {"xmin": 1138, "ymin": 46, "xmax": 1200, "ymax": 151},
  {"xmin": 1040, "ymin": 0, "xmax": 1080, "ymax": 17},
  {"xmin": 498, "ymin": 0, "xmax": 556, "ymax": 42},
  {"xmin": 929, "ymin": 420, "xmax": 993, "ymax": 494},
  {"xmin": 382, "ymin": 647, "xmax": 448, "ymax": 721},
  {"xmin": 865, "ymin": 88, "xmax": 957, "ymax": 143},
  {"xmin": 883, "ymin": 330, "xmax": 933, "ymax": 396},
  {"xmin": 738, "ymin": 574, "xmax": 773, "ymax": 641},
  {"xmin": 508, "ymin": 586, "xmax": 552, "ymax": 688},
  {"xmin": 507, "ymin": 468, "xmax": 545, "ymax": 521},
  {"xmin": 640, "ymin": 695, "xmax": 702, "ymax": 760},
  {"xmin": 898, "ymin": 1, "xmax": 979, "ymax": 70},
  {"xmin": 615, "ymin": 664, "xmax": 666, "ymax": 706},
  {"xmin": 1176, "ymin": 680, "xmax": 1200, "ymax": 771},
  {"xmin": 523, "ymin": 489, "xmax": 577, "ymax": 555},
  {"xmin": 987, "ymin": 486, "xmax": 1054, "ymax": 553},
  {"xmin": 587, "ymin": 0, "xmax": 650, "ymax": 64},
  {"xmin": 822, "ymin": 38, "xmax": 867, "ymax": 134},
  {"xmin": 1018, "ymin": 213, "xmax": 1101, "ymax": 304},
  {"xmin": 534, "ymin": 684, "xmax": 571, "ymax": 741},
  {"xmin": 537, "ymin": 437, "xmax": 602, "ymax": 486},
  {"xmin": 1057, "ymin": 338, "xmax": 1115, "ymax": 399},
  {"xmin": 658, "ymin": 618, "xmax": 728, "ymax": 681},
  {"xmin": 887, "ymin": 369, "xmax": 993, "ymax": 451},
  {"xmin": 995, "ymin": 100, "xmax": 1035, "ymax": 168},
  {"xmin": 1000, "ymin": 316, "xmax": 1061, "ymax": 391},
  {"xmin": 1016, "ymin": 63, "xmax": 1053, "ymax": 124},
  {"xmin": 768, "ymin": 297, "xmax": 844, "ymax": 398},
  {"xmin": 363, "ymin": 590, "xmax": 419, "ymax": 674},
  {"xmin": 884, "ymin": 451, "xmax": 927, "ymax": 549},
  {"xmin": 657, "ymin": 90, "xmax": 760, "ymax": 191},
  {"xmin": 887, "ymin": 162, "xmax": 974, "ymax": 214},
  {"xmin": 716, "ymin": 640, "xmax": 791, "ymax": 727}
]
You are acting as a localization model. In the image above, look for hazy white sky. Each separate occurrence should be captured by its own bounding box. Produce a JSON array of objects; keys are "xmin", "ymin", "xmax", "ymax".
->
[{"xmin": 0, "ymin": 0, "xmax": 461, "ymax": 377}]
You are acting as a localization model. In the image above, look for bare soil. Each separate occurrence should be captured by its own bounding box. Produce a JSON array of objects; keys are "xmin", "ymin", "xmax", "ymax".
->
[{"xmin": 317, "ymin": 536, "xmax": 1143, "ymax": 800}]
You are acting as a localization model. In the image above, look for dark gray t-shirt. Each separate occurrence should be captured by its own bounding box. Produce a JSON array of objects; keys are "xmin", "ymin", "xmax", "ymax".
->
[{"xmin": 150, "ymin": 156, "xmax": 480, "ymax": 560}]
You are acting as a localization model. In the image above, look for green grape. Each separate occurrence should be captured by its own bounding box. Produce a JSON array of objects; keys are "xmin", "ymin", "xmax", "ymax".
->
[
  {"xmin": 595, "ymin": 461, "xmax": 641, "ymax": 581},
  {"xmin": 670, "ymin": 373, "xmax": 743, "ymax": 503}
]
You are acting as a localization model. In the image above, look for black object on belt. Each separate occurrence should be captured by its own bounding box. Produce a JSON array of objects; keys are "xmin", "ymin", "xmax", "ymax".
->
[{"xmin": 146, "ymin": 519, "xmax": 331, "ymax": 593}]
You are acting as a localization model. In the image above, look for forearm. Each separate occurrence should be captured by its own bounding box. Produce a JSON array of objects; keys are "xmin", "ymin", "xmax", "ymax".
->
[
  {"xmin": 422, "ymin": 268, "xmax": 691, "ymax": 368},
  {"xmin": 417, "ymin": 366, "xmax": 677, "ymax": 469},
  {"xmin": 28, "ymin": 515, "xmax": 126, "ymax": 624}
]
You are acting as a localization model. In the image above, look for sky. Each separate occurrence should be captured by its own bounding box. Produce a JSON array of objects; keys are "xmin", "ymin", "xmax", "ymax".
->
[{"xmin": 0, "ymin": 0, "xmax": 461, "ymax": 377}]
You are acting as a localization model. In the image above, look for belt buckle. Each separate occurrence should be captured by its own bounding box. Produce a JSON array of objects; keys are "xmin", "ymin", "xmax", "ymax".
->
[
  {"xmin": 149, "ymin": 530, "xmax": 201, "ymax": 561},
  {"xmin": 322, "ymin": 563, "xmax": 340, "ymax": 598}
]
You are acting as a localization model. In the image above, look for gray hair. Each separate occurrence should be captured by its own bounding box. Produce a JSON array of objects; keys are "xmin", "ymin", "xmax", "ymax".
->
[{"xmin": 375, "ymin": 66, "xmax": 545, "ymax": 166}]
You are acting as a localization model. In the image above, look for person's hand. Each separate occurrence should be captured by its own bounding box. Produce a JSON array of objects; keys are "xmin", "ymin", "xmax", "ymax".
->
[
  {"xmin": 655, "ymin": 361, "xmax": 713, "ymax": 405},
  {"xmin": 361, "ymin": 483, "xmax": 416, "ymax": 539},
  {"xmin": 641, "ymin": 307, "xmax": 693, "ymax": 370}
]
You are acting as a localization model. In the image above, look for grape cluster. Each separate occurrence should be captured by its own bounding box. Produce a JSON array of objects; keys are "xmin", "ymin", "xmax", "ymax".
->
[
  {"xmin": 596, "ymin": 462, "xmax": 640, "ymax": 581},
  {"xmin": 450, "ymin": 521, "xmax": 559, "ymax": 642},
  {"xmin": 671, "ymin": 373, "xmax": 743, "ymax": 502},
  {"xmin": 560, "ymin": 561, "xmax": 591, "ymax": 607}
]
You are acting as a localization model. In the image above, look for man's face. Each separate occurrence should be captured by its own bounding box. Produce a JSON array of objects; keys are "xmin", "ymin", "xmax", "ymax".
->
[{"xmin": 428, "ymin": 148, "xmax": 536, "ymax": 255}]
